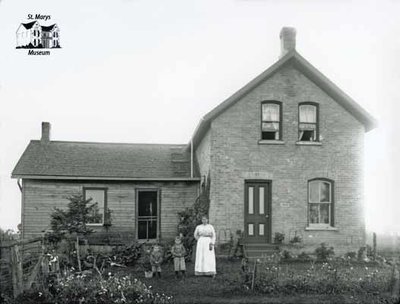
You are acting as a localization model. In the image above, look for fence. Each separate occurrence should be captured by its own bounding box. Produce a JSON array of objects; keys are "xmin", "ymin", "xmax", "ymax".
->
[{"xmin": 0, "ymin": 237, "xmax": 43, "ymax": 299}]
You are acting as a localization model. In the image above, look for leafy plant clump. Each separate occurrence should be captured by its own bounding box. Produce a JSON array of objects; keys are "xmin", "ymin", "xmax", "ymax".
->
[
  {"xmin": 13, "ymin": 272, "xmax": 174, "ymax": 304},
  {"xmin": 297, "ymin": 252, "xmax": 313, "ymax": 262},
  {"xmin": 110, "ymin": 242, "xmax": 144, "ymax": 267},
  {"xmin": 280, "ymin": 250, "xmax": 294, "ymax": 261},
  {"xmin": 244, "ymin": 259, "xmax": 392, "ymax": 296},
  {"xmin": 289, "ymin": 235, "xmax": 302, "ymax": 244},
  {"xmin": 274, "ymin": 232, "xmax": 285, "ymax": 244},
  {"xmin": 315, "ymin": 243, "xmax": 335, "ymax": 262}
]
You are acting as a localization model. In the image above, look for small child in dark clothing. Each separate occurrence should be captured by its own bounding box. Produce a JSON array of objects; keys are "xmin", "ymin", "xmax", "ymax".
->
[
  {"xmin": 171, "ymin": 236, "xmax": 186, "ymax": 278},
  {"xmin": 150, "ymin": 244, "xmax": 163, "ymax": 278}
]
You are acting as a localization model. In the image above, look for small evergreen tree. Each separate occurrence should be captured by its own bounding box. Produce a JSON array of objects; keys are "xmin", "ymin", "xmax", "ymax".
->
[{"xmin": 45, "ymin": 195, "xmax": 97, "ymax": 245}]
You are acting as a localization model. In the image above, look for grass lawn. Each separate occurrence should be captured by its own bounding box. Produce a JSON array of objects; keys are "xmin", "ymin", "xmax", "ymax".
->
[{"xmin": 114, "ymin": 258, "xmax": 395, "ymax": 304}]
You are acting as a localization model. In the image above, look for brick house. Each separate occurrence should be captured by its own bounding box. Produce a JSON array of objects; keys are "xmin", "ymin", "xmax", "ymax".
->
[
  {"xmin": 16, "ymin": 21, "xmax": 60, "ymax": 49},
  {"xmin": 12, "ymin": 27, "xmax": 376, "ymax": 255}
]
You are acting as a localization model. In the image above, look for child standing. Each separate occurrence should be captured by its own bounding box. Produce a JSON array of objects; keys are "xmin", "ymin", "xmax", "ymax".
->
[
  {"xmin": 171, "ymin": 236, "xmax": 186, "ymax": 279},
  {"xmin": 229, "ymin": 229, "xmax": 244, "ymax": 260},
  {"xmin": 150, "ymin": 244, "xmax": 163, "ymax": 278}
]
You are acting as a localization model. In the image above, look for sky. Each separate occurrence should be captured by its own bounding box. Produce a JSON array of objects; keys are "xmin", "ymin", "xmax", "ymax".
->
[{"xmin": 0, "ymin": 0, "xmax": 399, "ymax": 233}]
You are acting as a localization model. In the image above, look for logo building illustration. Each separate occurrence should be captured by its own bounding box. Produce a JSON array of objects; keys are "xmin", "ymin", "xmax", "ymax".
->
[{"xmin": 16, "ymin": 21, "xmax": 60, "ymax": 49}]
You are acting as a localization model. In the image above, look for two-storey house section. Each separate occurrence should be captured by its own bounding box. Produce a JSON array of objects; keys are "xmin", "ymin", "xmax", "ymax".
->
[{"xmin": 192, "ymin": 27, "xmax": 376, "ymax": 254}]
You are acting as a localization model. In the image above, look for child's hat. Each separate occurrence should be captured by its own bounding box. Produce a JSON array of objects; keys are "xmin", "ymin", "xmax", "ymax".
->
[{"xmin": 175, "ymin": 236, "xmax": 182, "ymax": 244}]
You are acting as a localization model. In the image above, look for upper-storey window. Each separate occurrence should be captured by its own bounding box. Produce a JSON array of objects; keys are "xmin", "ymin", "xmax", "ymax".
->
[
  {"xmin": 84, "ymin": 188, "xmax": 107, "ymax": 225},
  {"xmin": 308, "ymin": 179, "xmax": 334, "ymax": 227},
  {"xmin": 261, "ymin": 101, "xmax": 282, "ymax": 140},
  {"xmin": 299, "ymin": 103, "xmax": 318, "ymax": 141}
]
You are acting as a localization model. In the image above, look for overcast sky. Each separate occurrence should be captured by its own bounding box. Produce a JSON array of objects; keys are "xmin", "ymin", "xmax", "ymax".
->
[{"xmin": 0, "ymin": 0, "xmax": 399, "ymax": 233}]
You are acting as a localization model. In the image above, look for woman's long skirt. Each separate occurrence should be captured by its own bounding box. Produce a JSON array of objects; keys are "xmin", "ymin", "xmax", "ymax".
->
[{"xmin": 195, "ymin": 237, "xmax": 216, "ymax": 276}]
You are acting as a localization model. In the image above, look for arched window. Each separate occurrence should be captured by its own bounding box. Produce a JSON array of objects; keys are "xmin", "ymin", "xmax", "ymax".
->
[
  {"xmin": 299, "ymin": 103, "xmax": 319, "ymax": 141},
  {"xmin": 261, "ymin": 101, "xmax": 282, "ymax": 140},
  {"xmin": 308, "ymin": 179, "xmax": 334, "ymax": 227}
]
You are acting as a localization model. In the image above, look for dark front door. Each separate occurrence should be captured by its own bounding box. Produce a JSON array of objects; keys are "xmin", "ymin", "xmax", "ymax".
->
[
  {"xmin": 137, "ymin": 190, "xmax": 159, "ymax": 240},
  {"xmin": 244, "ymin": 181, "xmax": 271, "ymax": 243}
]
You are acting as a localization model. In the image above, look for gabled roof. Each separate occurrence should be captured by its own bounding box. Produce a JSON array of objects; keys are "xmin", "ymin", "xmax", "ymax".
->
[
  {"xmin": 191, "ymin": 50, "xmax": 377, "ymax": 147},
  {"xmin": 12, "ymin": 140, "xmax": 198, "ymax": 181},
  {"xmin": 21, "ymin": 21, "xmax": 37, "ymax": 30},
  {"xmin": 41, "ymin": 24, "xmax": 56, "ymax": 31}
]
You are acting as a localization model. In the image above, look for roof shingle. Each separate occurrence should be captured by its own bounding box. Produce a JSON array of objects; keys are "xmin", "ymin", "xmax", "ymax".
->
[{"xmin": 12, "ymin": 141, "xmax": 196, "ymax": 180}]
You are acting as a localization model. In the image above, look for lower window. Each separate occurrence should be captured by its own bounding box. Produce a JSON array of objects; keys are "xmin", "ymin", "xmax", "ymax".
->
[
  {"xmin": 84, "ymin": 188, "xmax": 107, "ymax": 225},
  {"xmin": 308, "ymin": 179, "xmax": 333, "ymax": 227}
]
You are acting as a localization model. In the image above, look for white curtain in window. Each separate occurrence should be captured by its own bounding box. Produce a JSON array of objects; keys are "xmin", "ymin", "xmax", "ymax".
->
[
  {"xmin": 262, "ymin": 104, "xmax": 279, "ymax": 121},
  {"xmin": 299, "ymin": 123, "xmax": 316, "ymax": 130},
  {"xmin": 299, "ymin": 105, "xmax": 316, "ymax": 123},
  {"xmin": 262, "ymin": 122, "xmax": 279, "ymax": 131},
  {"xmin": 309, "ymin": 181, "xmax": 319, "ymax": 203},
  {"xmin": 320, "ymin": 182, "xmax": 331, "ymax": 202}
]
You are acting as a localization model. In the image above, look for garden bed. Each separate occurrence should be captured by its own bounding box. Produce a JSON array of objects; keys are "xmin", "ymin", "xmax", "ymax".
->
[
  {"xmin": 116, "ymin": 258, "xmax": 395, "ymax": 303},
  {"xmin": 3, "ymin": 257, "xmax": 397, "ymax": 304}
]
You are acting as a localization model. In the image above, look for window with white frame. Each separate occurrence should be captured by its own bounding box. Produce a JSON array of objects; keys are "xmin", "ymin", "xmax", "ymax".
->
[
  {"xmin": 308, "ymin": 179, "xmax": 333, "ymax": 226},
  {"xmin": 261, "ymin": 101, "xmax": 282, "ymax": 140},
  {"xmin": 299, "ymin": 103, "xmax": 318, "ymax": 141},
  {"xmin": 84, "ymin": 188, "xmax": 106, "ymax": 225}
]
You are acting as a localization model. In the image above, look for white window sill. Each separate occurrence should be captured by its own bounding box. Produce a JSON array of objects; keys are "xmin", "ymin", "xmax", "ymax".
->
[
  {"xmin": 305, "ymin": 226, "xmax": 338, "ymax": 231},
  {"xmin": 258, "ymin": 140, "xmax": 285, "ymax": 145},
  {"xmin": 87, "ymin": 223, "xmax": 104, "ymax": 227},
  {"xmin": 296, "ymin": 141, "xmax": 322, "ymax": 146}
]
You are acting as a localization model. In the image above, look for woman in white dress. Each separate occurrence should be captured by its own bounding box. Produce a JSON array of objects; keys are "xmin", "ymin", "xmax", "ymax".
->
[{"xmin": 194, "ymin": 215, "xmax": 216, "ymax": 277}]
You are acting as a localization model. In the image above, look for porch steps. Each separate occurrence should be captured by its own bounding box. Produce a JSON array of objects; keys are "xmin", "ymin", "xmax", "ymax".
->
[{"xmin": 244, "ymin": 243, "xmax": 280, "ymax": 260}]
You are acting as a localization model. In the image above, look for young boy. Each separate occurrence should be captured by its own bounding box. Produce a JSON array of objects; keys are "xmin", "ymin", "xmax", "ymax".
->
[
  {"xmin": 150, "ymin": 244, "xmax": 163, "ymax": 278},
  {"xmin": 171, "ymin": 236, "xmax": 186, "ymax": 279},
  {"xmin": 229, "ymin": 229, "xmax": 244, "ymax": 260}
]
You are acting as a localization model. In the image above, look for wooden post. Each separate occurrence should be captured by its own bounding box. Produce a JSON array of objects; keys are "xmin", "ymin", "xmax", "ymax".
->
[
  {"xmin": 10, "ymin": 245, "xmax": 23, "ymax": 298},
  {"xmin": 25, "ymin": 256, "xmax": 43, "ymax": 290},
  {"xmin": 251, "ymin": 259, "xmax": 257, "ymax": 290},
  {"xmin": 391, "ymin": 261, "xmax": 400, "ymax": 300},
  {"xmin": 42, "ymin": 254, "xmax": 49, "ymax": 276},
  {"xmin": 372, "ymin": 232, "xmax": 377, "ymax": 259},
  {"xmin": 76, "ymin": 236, "xmax": 81, "ymax": 272}
]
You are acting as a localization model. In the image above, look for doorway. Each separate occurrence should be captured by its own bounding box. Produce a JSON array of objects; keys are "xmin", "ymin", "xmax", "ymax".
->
[
  {"xmin": 136, "ymin": 189, "xmax": 159, "ymax": 240},
  {"xmin": 244, "ymin": 181, "xmax": 271, "ymax": 243}
]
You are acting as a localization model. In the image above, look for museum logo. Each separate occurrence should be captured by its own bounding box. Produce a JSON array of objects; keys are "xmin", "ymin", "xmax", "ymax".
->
[{"xmin": 16, "ymin": 14, "xmax": 61, "ymax": 55}]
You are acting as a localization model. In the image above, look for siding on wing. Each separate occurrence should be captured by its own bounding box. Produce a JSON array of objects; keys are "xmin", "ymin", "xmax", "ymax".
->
[{"xmin": 21, "ymin": 180, "xmax": 199, "ymax": 241}]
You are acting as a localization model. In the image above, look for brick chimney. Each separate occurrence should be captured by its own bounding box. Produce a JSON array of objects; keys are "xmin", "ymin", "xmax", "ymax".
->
[
  {"xmin": 41, "ymin": 122, "xmax": 51, "ymax": 142},
  {"xmin": 280, "ymin": 27, "xmax": 296, "ymax": 58}
]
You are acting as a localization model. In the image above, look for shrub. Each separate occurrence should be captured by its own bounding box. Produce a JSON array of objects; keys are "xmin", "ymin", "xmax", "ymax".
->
[
  {"xmin": 13, "ymin": 288, "xmax": 53, "ymax": 304},
  {"xmin": 109, "ymin": 242, "xmax": 144, "ymax": 266},
  {"xmin": 297, "ymin": 252, "xmax": 312, "ymax": 262},
  {"xmin": 280, "ymin": 250, "xmax": 294, "ymax": 261},
  {"xmin": 274, "ymin": 232, "xmax": 285, "ymax": 244},
  {"xmin": 0, "ymin": 228, "xmax": 19, "ymax": 242},
  {"xmin": 344, "ymin": 251, "xmax": 357, "ymax": 261},
  {"xmin": 315, "ymin": 243, "xmax": 334, "ymax": 261},
  {"xmin": 289, "ymin": 235, "xmax": 302, "ymax": 244}
]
